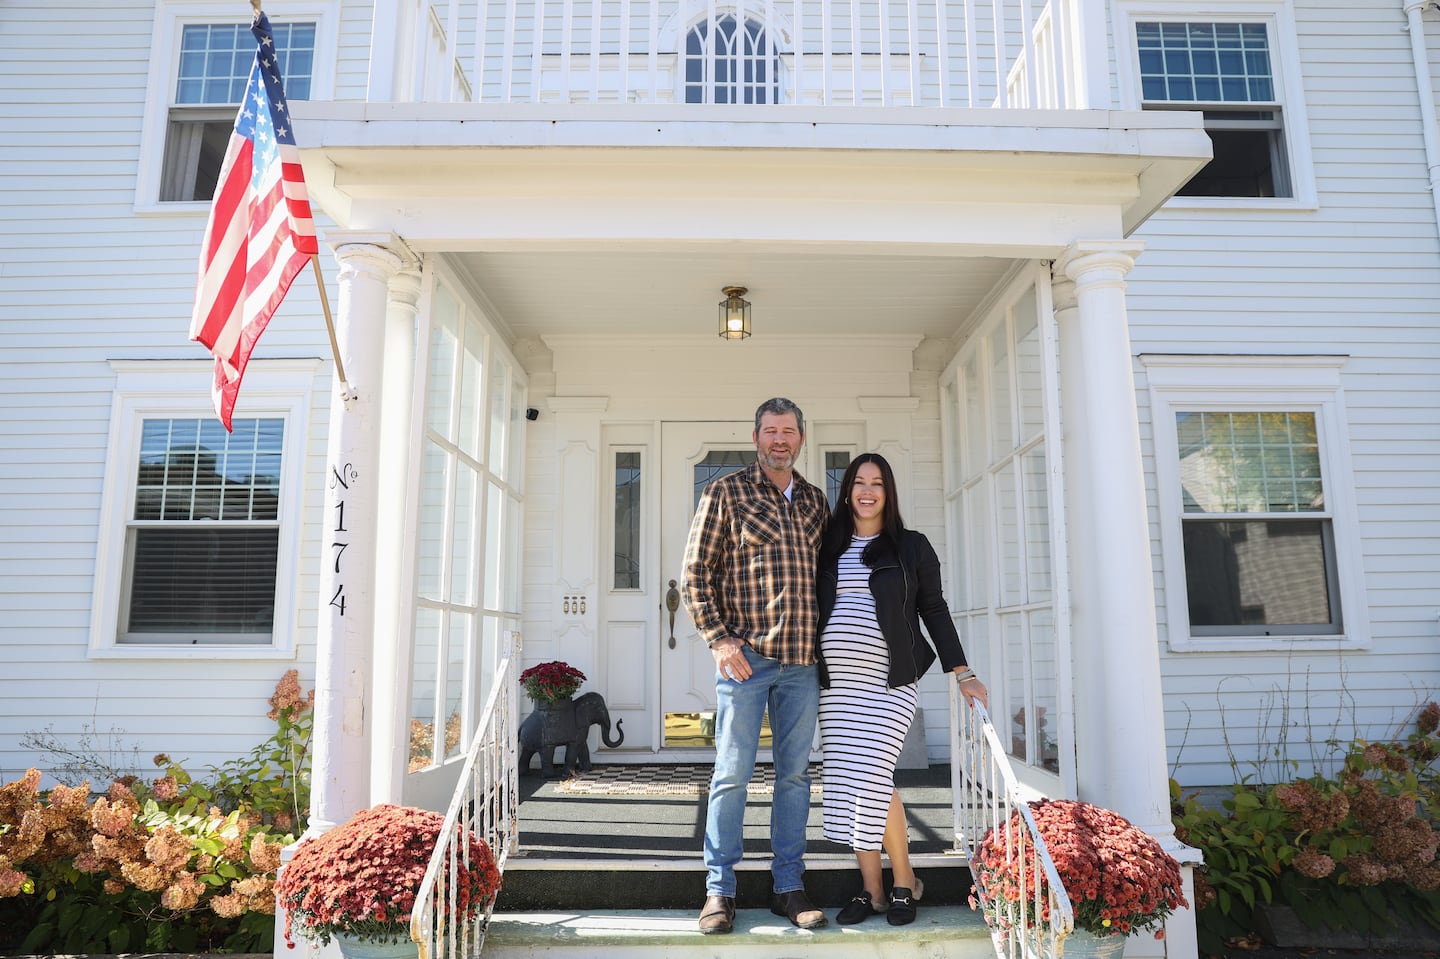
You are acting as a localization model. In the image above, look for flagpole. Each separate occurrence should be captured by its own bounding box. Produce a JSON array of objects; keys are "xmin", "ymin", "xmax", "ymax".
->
[{"xmin": 311, "ymin": 256, "xmax": 358, "ymax": 402}]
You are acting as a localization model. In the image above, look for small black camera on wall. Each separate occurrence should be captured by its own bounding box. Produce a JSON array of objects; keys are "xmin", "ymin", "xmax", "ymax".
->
[{"xmin": 525, "ymin": 407, "xmax": 539, "ymax": 421}]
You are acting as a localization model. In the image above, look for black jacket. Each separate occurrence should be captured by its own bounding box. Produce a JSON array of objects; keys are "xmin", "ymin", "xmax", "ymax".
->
[{"xmin": 816, "ymin": 529, "xmax": 968, "ymax": 688}]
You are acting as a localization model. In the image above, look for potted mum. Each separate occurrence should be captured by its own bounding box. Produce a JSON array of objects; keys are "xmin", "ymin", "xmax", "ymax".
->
[
  {"xmin": 275, "ymin": 804, "xmax": 500, "ymax": 957},
  {"xmin": 971, "ymin": 799, "xmax": 1187, "ymax": 957},
  {"xmin": 519, "ymin": 660, "xmax": 586, "ymax": 706}
]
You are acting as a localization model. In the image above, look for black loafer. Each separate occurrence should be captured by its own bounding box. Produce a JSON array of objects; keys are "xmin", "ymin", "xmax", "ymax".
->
[
  {"xmin": 836, "ymin": 891, "xmax": 881, "ymax": 925},
  {"xmin": 888, "ymin": 878, "xmax": 923, "ymax": 926}
]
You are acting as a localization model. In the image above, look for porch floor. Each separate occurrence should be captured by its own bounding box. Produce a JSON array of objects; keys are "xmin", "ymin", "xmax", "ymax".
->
[
  {"xmin": 501, "ymin": 763, "xmax": 973, "ymax": 911},
  {"xmin": 512, "ymin": 761, "xmax": 960, "ymax": 860}
]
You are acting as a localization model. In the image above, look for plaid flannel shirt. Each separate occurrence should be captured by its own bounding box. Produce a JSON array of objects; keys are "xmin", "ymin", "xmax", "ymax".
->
[{"xmin": 681, "ymin": 460, "xmax": 829, "ymax": 665}]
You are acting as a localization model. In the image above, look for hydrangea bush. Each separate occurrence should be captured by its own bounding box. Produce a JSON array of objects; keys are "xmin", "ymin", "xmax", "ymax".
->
[
  {"xmin": 1173, "ymin": 701, "xmax": 1440, "ymax": 953},
  {"xmin": 0, "ymin": 670, "xmax": 313, "ymax": 953}
]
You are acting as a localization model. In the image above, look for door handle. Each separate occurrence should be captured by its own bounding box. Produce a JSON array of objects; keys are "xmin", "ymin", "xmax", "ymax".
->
[{"xmin": 665, "ymin": 579, "xmax": 680, "ymax": 649}]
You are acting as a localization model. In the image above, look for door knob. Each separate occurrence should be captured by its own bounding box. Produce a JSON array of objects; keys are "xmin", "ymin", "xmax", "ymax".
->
[{"xmin": 665, "ymin": 579, "xmax": 680, "ymax": 649}]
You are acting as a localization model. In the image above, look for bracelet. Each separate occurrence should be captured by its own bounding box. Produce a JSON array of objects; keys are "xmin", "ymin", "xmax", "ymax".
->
[{"xmin": 954, "ymin": 668, "xmax": 976, "ymax": 683}]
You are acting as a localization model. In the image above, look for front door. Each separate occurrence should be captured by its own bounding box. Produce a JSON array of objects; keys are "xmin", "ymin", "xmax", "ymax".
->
[{"xmin": 658, "ymin": 421, "xmax": 757, "ymax": 748}]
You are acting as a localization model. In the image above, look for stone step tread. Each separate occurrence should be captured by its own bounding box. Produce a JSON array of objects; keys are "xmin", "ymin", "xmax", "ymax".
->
[{"xmin": 486, "ymin": 905, "xmax": 991, "ymax": 946}]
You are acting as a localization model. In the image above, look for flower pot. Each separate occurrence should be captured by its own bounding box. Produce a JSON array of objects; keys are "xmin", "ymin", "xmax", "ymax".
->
[
  {"xmin": 333, "ymin": 932, "xmax": 420, "ymax": 959},
  {"xmin": 536, "ymin": 697, "xmax": 574, "ymax": 740},
  {"xmin": 1056, "ymin": 928, "xmax": 1128, "ymax": 958}
]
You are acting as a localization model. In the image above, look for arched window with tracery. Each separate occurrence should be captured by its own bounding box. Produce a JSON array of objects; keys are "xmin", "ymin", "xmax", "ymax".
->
[{"xmin": 684, "ymin": 14, "xmax": 779, "ymax": 104}]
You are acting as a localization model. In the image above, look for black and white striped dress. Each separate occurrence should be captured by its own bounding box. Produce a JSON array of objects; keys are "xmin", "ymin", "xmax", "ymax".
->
[{"xmin": 818, "ymin": 534, "xmax": 918, "ymax": 851}]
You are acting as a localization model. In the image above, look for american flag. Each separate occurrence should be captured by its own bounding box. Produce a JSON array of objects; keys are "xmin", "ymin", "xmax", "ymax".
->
[{"xmin": 189, "ymin": 12, "xmax": 317, "ymax": 431}]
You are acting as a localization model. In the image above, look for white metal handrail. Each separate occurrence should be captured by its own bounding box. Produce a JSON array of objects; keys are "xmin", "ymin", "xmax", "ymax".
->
[
  {"xmin": 410, "ymin": 632, "xmax": 523, "ymax": 959},
  {"xmin": 952, "ymin": 696, "xmax": 1074, "ymax": 958}
]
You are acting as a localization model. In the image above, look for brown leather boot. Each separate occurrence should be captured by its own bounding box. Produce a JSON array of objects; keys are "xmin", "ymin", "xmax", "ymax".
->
[{"xmin": 698, "ymin": 895, "xmax": 736, "ymax": 934}]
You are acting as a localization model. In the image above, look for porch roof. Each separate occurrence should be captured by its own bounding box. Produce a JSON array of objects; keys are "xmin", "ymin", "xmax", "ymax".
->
[{"xmin": 291, "ymin": 104, "xmax": 1209, "ymax": 340}]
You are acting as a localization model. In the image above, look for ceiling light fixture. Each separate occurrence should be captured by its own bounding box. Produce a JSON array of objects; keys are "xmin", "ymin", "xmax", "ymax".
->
[{"xmin": 718, "ymin": 286, "xmax": 751, "ymax": 340}]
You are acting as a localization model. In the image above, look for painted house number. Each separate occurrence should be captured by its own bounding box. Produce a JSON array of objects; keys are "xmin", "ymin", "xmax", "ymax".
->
[{"xmin": 328, "ymin": 462, "xmax": 358, "ymax": 615}]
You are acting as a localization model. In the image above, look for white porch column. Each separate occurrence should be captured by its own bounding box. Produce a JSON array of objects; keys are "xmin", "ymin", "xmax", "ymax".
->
[
  {"xmin": 1054, "ymin": 240, "xmax": 1168, "ymax": 827},
  {"xmin": 307, "ymin": 239, "xmax": 403, "ymax": 833},
  {"xmin": 370, "ymin": 267, "xmax": 423, "ymax": 805},
  {"xmin": 1054, "ymin": 241, "xmax": 1199, "ymax": 957}
]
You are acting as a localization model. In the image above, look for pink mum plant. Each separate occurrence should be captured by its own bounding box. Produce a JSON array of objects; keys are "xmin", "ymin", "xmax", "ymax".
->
[
  {"xmin": 971, "ymin": 799, "xmax": 1187, "ymax": 941},
  {"xmin": 275, "ymin": 804, "xmax": 500, "ymax": 947}
]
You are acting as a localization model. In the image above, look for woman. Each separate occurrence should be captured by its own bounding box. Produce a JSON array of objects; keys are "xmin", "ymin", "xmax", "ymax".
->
[{"xmin": 816, "ymin": 452, "xmax": 988, "ymax": 926}]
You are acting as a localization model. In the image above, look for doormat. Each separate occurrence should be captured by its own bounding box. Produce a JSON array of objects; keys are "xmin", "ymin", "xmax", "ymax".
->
[{"xmin": 554, "ymin": 763, "xmax": 824, "ymax": 797}]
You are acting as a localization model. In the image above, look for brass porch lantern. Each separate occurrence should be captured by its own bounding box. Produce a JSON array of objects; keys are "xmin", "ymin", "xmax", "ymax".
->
[{"xmin": 718, "ymin": 286, "xmax": 751, "ymax": 340}]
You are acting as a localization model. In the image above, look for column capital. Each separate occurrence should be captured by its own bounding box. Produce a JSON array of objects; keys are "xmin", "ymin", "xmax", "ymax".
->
[
  {"xmin": 333, "ymin": 243, "xmax": 404, "ymax": 284},
  {"xmin": 1055, "ymin": 240, "xmax": 1146, "ymax": 286},
  {"xmin": 388, "ymin": 270, "xmax": 423, "ymax": 310}
]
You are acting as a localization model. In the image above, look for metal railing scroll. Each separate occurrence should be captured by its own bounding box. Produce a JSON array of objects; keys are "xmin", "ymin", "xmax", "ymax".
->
[
  {"xmin": 952, "ymin": 695, "xmax": 1075, "ymax": 958},
  {"xmin": 410, "ymin": 631, "xmax": 522, "ymax": 959}
]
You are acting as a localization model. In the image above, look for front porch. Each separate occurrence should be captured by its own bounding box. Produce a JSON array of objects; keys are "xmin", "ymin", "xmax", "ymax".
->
[{"xmin": 486, "ymin": 762, "xmax": 993, "ymax": 957}]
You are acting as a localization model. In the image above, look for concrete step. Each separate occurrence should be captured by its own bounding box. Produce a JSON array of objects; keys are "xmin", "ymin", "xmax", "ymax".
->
[
  {"xmin": 483, "ymin": 906, "xmax": 995, "ymax": 958},
  {"xmin": 496, "ymin": 853, "xmax": 974, "ymax": 910}
]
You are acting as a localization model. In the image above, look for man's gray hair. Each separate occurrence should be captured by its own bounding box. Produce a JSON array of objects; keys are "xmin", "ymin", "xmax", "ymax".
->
[{"xmin": 754, "ymin": 397, "xmax": 805, "ymax": 435}]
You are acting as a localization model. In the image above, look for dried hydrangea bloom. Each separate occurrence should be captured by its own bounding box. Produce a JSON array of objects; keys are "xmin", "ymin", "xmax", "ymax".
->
[
  {"xmin": 161, "ymin": 873, "xmax": 205, "ymax": 910},
  {"xmin": 268, "ymin": 669, "xmax": 316, "ymax": 720},
  {"xmin": 1291, "ymin": 848, "xmax": 1335, "ymax": 879}
]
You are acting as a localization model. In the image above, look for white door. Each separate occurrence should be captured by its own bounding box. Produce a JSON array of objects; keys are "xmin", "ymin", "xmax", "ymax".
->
[{"xmin": 658, "ymin": 421, "xmax": 757, "ymax": 748}]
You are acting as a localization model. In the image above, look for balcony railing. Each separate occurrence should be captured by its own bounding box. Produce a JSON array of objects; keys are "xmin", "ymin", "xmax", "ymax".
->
[
  {"xmin": 410, "ymin": 632, "xmax": 522, "ymax": 959},
  {"xmin": 385, "ymin": 0, "xmax": 1096, "ymax": 109},
  {"xmin": 952, "ymin": 695, "xmax": 1074, "ymax": 958}
]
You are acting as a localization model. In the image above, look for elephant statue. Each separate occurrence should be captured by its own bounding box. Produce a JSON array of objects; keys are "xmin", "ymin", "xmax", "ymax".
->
[{"xmin": 518, "ymin": 691, "xmax": 625, "ymax": 778}]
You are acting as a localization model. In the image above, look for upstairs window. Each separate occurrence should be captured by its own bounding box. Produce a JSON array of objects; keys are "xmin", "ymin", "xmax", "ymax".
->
[
  {"xmin": 160, "ymin": 20, "xmax": 316, "ymax": 202},
  {"xmin": 1137, "ymin": 21, "xmax": 1288, "ymax": 198},
  {"xmin": 684, "ymin": 14, "xmax": 779, "ymax": 104}
]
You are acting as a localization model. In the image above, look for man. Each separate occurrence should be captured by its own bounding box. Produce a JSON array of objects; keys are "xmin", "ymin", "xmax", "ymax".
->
[{"xmin": 681, "ymin": 397, "xmax": 830, "ymax": 934}]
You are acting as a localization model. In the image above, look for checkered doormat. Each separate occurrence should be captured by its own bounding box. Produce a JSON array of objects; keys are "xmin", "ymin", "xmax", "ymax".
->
[{"xmin": 554, "ymin": 763, "xmax": 824, "ymax": 796}]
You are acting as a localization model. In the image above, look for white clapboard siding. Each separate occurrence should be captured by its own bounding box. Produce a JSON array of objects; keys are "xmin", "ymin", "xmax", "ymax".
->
[
  {"xmin": 0, "ymin": 1, "xmax": 337, "ymax": 783},
  {"xmin": 1127, "ymin": 0, "xmax": 1440, "ymax": 785}
]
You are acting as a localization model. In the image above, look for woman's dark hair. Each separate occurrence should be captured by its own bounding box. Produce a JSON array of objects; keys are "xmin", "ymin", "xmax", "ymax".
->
[{"xmin": 821, "ymin": 452, "xmax": 906, "ymax": 567}]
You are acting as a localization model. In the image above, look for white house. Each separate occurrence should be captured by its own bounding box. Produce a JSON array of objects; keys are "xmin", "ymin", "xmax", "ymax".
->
[{"xmin": 3, "ymin": 0, "xmax": 1440, "ymax": 955}]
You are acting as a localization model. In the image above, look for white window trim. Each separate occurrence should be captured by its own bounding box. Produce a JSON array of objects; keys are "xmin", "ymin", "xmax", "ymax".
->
[
  {"xmin": 136, "ymin": 0, "xmax": 340, "ymax": 213},
  {"xmin": 1143, "ymin": 354, "xmax": 1368, "ymax": 652},
  {"xmin": 90, "ymin": 359, "xmax": 322, "ymax": 660},
  {"xmin": 1111, "ymin": 0, "xmax": 1317, "ymax": 210}
]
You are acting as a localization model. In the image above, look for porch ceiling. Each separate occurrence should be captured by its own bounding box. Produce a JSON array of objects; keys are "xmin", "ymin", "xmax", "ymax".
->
[{"xmin": 452, "ymin": 247, "xmax": 1014, "ymax": 340}]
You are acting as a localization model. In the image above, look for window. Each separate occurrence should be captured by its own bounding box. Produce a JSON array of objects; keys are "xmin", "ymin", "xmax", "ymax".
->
[
  {"xmin": 1144, "ymin": 356, "xmax": 1368, "ymax": 651},
  {"xmin": 684, "ymin": 13, "xmax": 779, "ymax": 104},
  {"xmin": 138, "ymin": 2, "xmax": 337, "ymax": 210},
  {"xmin": 824, "ymin": 450, "xmax": 852, "ymax": 509},
  {"xmin": 941, "ymin": 268, "xmax": 1063, "ymax": 781},
  {"xmin": 1114, "ymin": 1, "xmax": 1314, "ymax": 205},
  {"xmin": 409, "ymin": 273, "xmax": 527, "ymax": 772},
  {"xmin": 91, "ymin": 360, "xmax": 320, "ymax": 657},
  {"xmin": 613, "ymin": 451, "xmax": 642, "ymax": 589},
  {"xmin": 160, "ymin": 21, "xmax": 316, "ymax": 202}
]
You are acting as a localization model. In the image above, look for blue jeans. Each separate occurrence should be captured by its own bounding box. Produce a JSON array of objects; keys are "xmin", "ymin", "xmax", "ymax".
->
[{"xmin": 704, "ymin": 645, "xmax": 820, "ymax": 897}]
